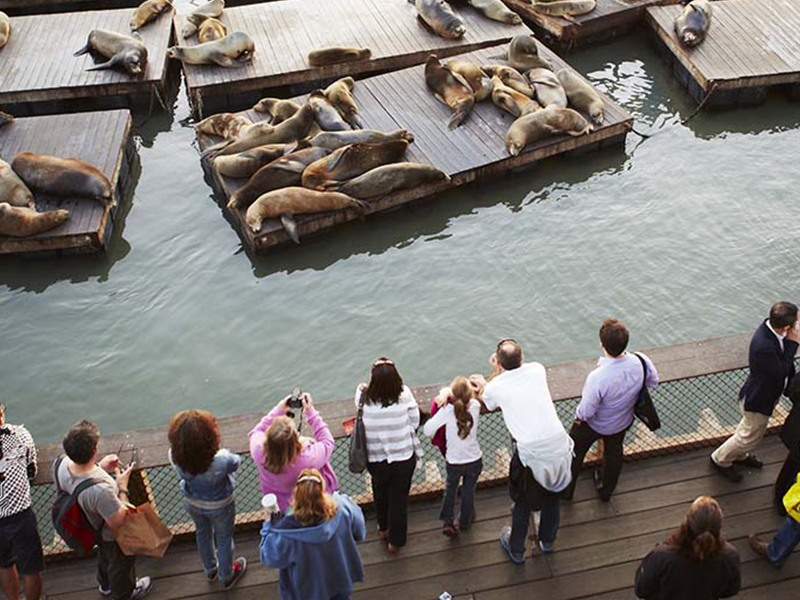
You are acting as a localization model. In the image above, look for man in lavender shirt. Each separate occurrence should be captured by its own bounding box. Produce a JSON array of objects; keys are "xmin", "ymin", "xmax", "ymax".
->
[{"xmin": 564, "ymin": 319, "xmax": 659, "ymax": 502}]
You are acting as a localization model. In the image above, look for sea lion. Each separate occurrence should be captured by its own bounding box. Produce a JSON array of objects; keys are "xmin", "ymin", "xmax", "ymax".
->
[
  {"xmin": 0, "ymin": 111, "xmax": 13, "ymax": 129},
  {"xmin": 253, "ymin": 98, "xmax": 301, "ymax": 124},
  {"xmin": 0, "ymin": 159, "xmax": 34, "ymax": 208},
  {"xmin": 302, "ymin": 140, "xmax": 409, "ymax": 191},
  {"xmin": 198, "ymin": 18, "xmax": 227, "ymax": 43},
  {"xmin": 466, "ymin": 0, "xmax": 522, "ymax": 24},
  {"xmin": 556, "ymin": 68, "xmax": 604, "ymax": 125},
  {"xmin": 167, "ymin": 31, "xmax": 254, "ymax": 67},
  {"xmin": 0, "ymin": 203, "xmax": 70, "ymax": 238},
  {"xmin": 505, "ymin": 106, "xmax": 592, "ymax": 156},
  {"xmin": 130, "ymin": 0, "xmax": 173, "ymax": 32},
  {"xmin": 483, "ymin": 65, "xmax": 534, "ymax": 98},
  {"xmin": 181, "ymin": 0, "xmax": 225, "ymax": 39},
  {"xmin": 194, "ymin": 112, "xmax": 252, "ymax": 140},
  {"xmin": 214, "ymin": 142, "xmax": 305, "ymax": 179},
  {"xmin": 425, "ymin": 55, "xmax": 475, "ymax": 130},
  {"xmin": 12, "ymin": 153, "xmax": 113, "ymax": 205},
  {"xmin": 491, "ymin": 76, "xmax": 540, "ymax": 117},
  {"xmin": 674, "ymin": 0, "xmax": 712, "ymax": 48},
  {"xmin": 526, "ymin": 68, "xmax": 567, "ymax": 108},
  {"xmin": 447, "ymin": 61, "xmax": 493, "ymax": 102},
  {"xmin": 529, "ymin": 0, "xmax": 596, "ymax": 21},
  {"xmin": 497, "ymin": 34, "xmax": 552, "ymax": 71},
  {"xmin": 0, "ymin": 11, "xmax": 10, "ymax": 49},
  {"xmin": 333, "ymin": 162, "xmax": 449, "ymax": 199},
  {"xmin": 307, "ymin": 47, "xmax": 371, "ymax": 67},
  {"xmin": 324, "ymin": 77, "xmax": 360, "ymax": 128},
  {"xmin": 413, "ymin": 0, "xmax": 466, "ymax": 39},
  {"xmin": 309, "ymin": 129, "xmax": 415, "ymax": 151},
  {"xmin": 228, "ymin": 147, "xmax": 331, "ymax": 209},
  {"xmin": 245, "ymin": 187, "xmax": 368, "ymax": 243},
  {"xmin": 308, "ymin": 90, "xmax": 351, "ymax": 132},
  {"xmin": 74, "ymin": 30, "xmax": 148, "ymax": 76}
]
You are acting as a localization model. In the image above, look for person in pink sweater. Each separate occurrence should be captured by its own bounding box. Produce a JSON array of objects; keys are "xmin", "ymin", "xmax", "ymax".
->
[{"xmin": 249, "ymin": 393, "xmax": 339, "ymax": 512}]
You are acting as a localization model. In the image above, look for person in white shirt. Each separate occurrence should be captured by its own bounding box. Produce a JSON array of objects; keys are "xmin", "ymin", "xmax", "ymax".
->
[
  {"xmin": 473, "ymin": 339, "xmax": 574, "ymax": 564},
  {"xmin": 423, "ymin": 377, "xmax": 483, "ymax": 537}
]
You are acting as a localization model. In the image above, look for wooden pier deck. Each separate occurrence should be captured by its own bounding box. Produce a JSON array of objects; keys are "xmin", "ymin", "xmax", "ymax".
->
[
  {"xmin": 196, "ymin": 44, "xmax": 632, "ymax": 255},
  {"xmin": 501, "ymin": 0, "xmax": 680, "ymax": 49},
  {"xmin": 176, "ymin": 0, "xmax": 530, "ymax": 116},
  {"xmin": 38, "ymin": 436, "xmax": 800, "ymax": 600},
  {"xmin": 0, "ymin": 0, "xmax": 140, "ymax": 16},
  {"xmin": 0, "ymin": 8, "xmax": 173, "ymax": 117},
  {"xmin": 646, "ymin": 0, "xmax": 800, "ymax": 108},
  {"xmin": 0, "ymin": 110, "xmax": 135, "ymax": 255}
]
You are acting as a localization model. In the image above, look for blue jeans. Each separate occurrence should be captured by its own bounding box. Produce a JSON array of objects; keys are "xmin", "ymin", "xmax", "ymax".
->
[
  {"xmin": 767, "ymin": 516, "xmax": 800, "ymax": 567},
  {"xmin": 186, "ymin": 501, "xmax": 236, "ymax": 582},
  {"xmin": 509, "ymin": 494, "xmax": 560, "ymax": 554},
  {"xmin": 440, "ymin": 458, "xmax": 483, "ymax": 527}
]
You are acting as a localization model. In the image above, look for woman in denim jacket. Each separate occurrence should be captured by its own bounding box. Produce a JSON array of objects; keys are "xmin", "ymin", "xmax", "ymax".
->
[{"xmin": 168, "ymin": 410, "xmax": 247, "ymax": 589}]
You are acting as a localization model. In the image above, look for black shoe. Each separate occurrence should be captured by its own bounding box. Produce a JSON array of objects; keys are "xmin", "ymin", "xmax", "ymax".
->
[
  {"xmin": 710, "ymin": 457, "xmax": 743, "ymax": 483},
  {"xmin": 734, "ymin": 455, "xmax": 763, "ymax": 469}
]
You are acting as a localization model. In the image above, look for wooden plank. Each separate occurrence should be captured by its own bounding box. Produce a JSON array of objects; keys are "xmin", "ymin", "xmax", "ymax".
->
[{"xmin": 0, "ymin": 0, "xmax": 140, "ymax": 17}]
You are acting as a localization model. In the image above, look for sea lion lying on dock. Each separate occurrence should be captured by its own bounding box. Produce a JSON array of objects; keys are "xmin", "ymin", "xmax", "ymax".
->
[
  {"xmin": 195, "ymin": 113, "xmax": 252, "ymax": 140},
  {"xmin": 253, "ymin": 98, "xmax": 301, "ymax": 124},
  {"xmin": 413, "ymin": 0, "xmax": 466, "ymax": 39},
  {"xmin": 228, "ymin": 147, "xmax": 330, "ymax": 209},
  {"xmin": 496, "ymin": 34, "xmax": 552, "ymax": 71},
  {"xmin": 245, "ymin": 187, "xmax": 368, "ymax": 243},
  {"xmin": 324, "ymin": 77, "xmax": 360, "ymax": 128},
  {"xmin": 130, "ymin": 0, "xmax": 173, "ymax": 33},
  {"xmin": 674, "ymin": 0, "xmax": 712, "ymax": 48},
  {"xmin": 75, "ymin": 30, "xmax": 148, "ymax": 76},
  {"xmin": 557, "ymin": 68, "xmax": 604, "ymax": 125},
  {"xmin": 0, "ymin": 11, "xmax": 10, "ymax": 49},
  {"xmin": 309, "ymin": 129, "xmax": 415, "ymax": 151},
  {"xmin": 526, "ymin": 68, "xmax": 567, "ymax": 108},
  {"xmin": 466, "ymin": 0, "xmax": 522, "ymax": 24},
  {"xmin": 491, "ymin": 76, "xmax": 540, "ymax": 117},
  {"xmin": 198, "ymin": 18, "xmax": 227, "ymax": 43},
  {"xmin": 506, "ymin": 106, "xmax": 592, "ymax": 156},
  {"xmin": 483, "ymin": 65, "xmax": 534, "ymax": 98},
  {"xmin": 12, "ymin": 153, "xmax": 113, "ymax": 205},
  {"xmin": 302, "ymin": 140, "xmax": 409, "ymax": 191},
  {"xmin": 0, "ymin": 203, "xmax": 70, "ymax": 238},
  {"xmin": 308, "ymin": 90, "xmax": 351, "ymax": 132},
  {"xmin": 0, "ymin": 159, "xmax": 33, "ymax": 208},
  {"xmin": 307, "ymin": 47, "xmax": 371, "ymax": 67},
  {"xmin": 333, "ymin": 163, "xmax": 450, "ymax": 199},
  {"xmin": 168, "ymin": 31, "xmax": 254, "ymax": 67},
  {"xmin": 447, "ymin": 61, "xmax": 493, "ymax": 102},
  {"xmin": 0, "ymin": 111, "xmax": 13, "ymax": 128},
  {"xmin": 529, "ymin": 0, "xmax": 596, "ymax": 21},
  {"xmin": 425, "ymin": 55, "xmax": 475, "ymax": 130},
  {"xmin": 181, "ymin": 0, "xmax": 225, "ymax": 39},
  {"xmin": 214, "ymin": 142, "xmax": 305, "ymax": 179}
]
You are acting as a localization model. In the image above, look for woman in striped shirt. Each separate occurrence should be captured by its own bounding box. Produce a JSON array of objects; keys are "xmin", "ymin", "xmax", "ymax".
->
[{"xmin": 355, "ymin": 358, "xmax": 422, "ymax": 553}]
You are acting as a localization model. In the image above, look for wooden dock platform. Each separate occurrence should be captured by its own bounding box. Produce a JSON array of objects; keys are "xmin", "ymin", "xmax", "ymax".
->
[
  {"xmin": 501, "ymin": 0, "xmax": 680, "ymax": 49},
  {"xmin": 0, "ymin": 8, "xmax": 173, "ymax": 117},
  {"xmin": 0, "ymin": 110, "xmax": 135, "ymax": 255},
  {"xmin": 0, "ymin": 0, "xmax": 140, "ymax": 16},
  {"xmin": 196, "ymin": 44, "xmax": 632, "ymax": 255},
  {"xmin": 176, "ymin": 0, "xmax": 530, "ymax": 116},
  {"xmin": 646, "ymin": 0, "xmax": 800, "ymax": 108}
]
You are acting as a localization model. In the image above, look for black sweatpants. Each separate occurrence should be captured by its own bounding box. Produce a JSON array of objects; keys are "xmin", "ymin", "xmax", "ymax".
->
[
  {"xmin": 566, "ymin": 419, "xmax": 627, "ymax": 501},
  {"xmin": 367, "ymin": 455, "xmax": 416, "ymax": 547}
]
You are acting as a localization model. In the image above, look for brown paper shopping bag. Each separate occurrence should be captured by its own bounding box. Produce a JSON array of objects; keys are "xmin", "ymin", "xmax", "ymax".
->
[{"xmin": 115, "ymin": 503, "xmax": 174, "ymax": 558}]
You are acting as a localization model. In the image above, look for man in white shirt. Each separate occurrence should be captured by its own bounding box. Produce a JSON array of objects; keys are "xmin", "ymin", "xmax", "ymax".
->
[{"xmin": 473, "ymin": 339, "xmax": 573, "ymax": 564}]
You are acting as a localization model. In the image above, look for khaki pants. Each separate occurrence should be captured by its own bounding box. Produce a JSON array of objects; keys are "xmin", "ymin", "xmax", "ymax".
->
[{"xmin": 711, "ymin": 402, "xmax": 770, "ymax": 467}]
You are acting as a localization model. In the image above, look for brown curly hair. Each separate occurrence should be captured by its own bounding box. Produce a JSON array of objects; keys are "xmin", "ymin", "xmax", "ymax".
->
[{"xmin": 168, "ymin": 410, "xmax": 221, "ymax": 476}]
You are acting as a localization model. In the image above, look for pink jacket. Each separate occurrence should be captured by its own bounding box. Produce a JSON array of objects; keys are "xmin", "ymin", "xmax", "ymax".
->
[{"xmin": 249, "ymin": 406, "xmax": 340, "ymax": 511}]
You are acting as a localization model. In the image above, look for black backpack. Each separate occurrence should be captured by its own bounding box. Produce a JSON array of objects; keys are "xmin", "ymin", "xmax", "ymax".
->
[{"xmin": 51, "ymin": 456, "xmax": 103, "ymax": 555}]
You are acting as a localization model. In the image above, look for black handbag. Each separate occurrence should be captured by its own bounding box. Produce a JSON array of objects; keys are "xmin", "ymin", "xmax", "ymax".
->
[
  {"xmin": 633, "ymin": 353, "xmax": 661, "ymax": 432},
  {"xmin": 348, "ymin": 391, "xmax": 368, "ymax": 474}
]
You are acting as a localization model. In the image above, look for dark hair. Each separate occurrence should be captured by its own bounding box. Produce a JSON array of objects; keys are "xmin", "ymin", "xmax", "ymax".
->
[
  {"xmin": 168, "ymin": 410, "xmax": 221, "ymax": 476},
  {"xmin": 599, "ymin": 319, "xmax": 629, "ymax": 357},
  {"xmin": 497, "ymin": 339, "xmax": 523, "ymax": 370},
  {"xmin": 450, "ymin": 377, "xmax": 474, "ymax": 439},
  {"xmin": 365, "ymin": 358, "xmax": 404, "ymax": 407},
  {"xmin": 769, "ymin": 302, "xmax": 798, "ymax": 330},
  {"xmin": 63, "ymin": 420, "xmax": 100, "ymax": 465},
  {"xmin": 666, "ymin": 496, "xmax": 725, "ymax": 562}
]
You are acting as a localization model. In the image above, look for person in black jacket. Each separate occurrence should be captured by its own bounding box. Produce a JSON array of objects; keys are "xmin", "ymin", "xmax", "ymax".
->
[
  {"xmin": 635, "ymin": 496, "xmax": 740, "ymax": 600},
  {"xmin": 711, "ymin": 302, "xmax": 799, "ymax": 482},
  {"xmin": 775, "ymin": 374, "xmax": 800, "ymax": 512}
]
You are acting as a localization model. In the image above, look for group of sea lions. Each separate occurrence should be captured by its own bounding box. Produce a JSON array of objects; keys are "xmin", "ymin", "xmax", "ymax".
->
[
  {"xmin": 424, "ymin": 34, "xmax": 603, "ymax": 155},
  {"xmin": 674, "ymin": 0, "xmax": 712, "ymax": 48},
  {"xmin": 196, "ymin": 78, "xmax": 448, "ymax": 243},
  {"xmin": 412, "ymin": 0, "xmax": 522, "ymax": 40}
]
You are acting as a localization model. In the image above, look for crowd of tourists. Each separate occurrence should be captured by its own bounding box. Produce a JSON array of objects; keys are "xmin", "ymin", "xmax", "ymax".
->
[{"xmin": 1, "ymin": 303, "xmax": 799, "ymax": 600}]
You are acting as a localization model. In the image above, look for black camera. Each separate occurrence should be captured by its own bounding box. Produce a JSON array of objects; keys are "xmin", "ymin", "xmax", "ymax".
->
[{"xmin": 287, "ymin": 387, "xmax": 304, "ymax": 409}]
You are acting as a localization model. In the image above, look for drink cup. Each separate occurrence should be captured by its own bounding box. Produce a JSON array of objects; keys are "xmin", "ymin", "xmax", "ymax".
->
[{"xmin": 261, "ymin": 493, "xmax": 279, "ymax": 514}]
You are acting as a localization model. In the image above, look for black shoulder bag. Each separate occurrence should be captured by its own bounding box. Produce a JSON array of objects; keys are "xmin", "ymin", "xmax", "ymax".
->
[
  {"xmin": 634, "ymin": 353, "xmax": 661, "ymax": 432},
  {"xmin": 348, "ymin": 390, "xmax": 369, "ymax": 474}
]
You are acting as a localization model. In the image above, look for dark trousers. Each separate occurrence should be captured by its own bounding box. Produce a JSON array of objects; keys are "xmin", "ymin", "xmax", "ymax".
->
[
  {"xmin": 97, "ymin": 540, "xmax": 136, "ymax": 600},
  {"xmin": 509, "ymin": 494, "xmax": 560, "ymax": 553},
  {"xmin": 566, "ymin": 419, "xmax": 627, "ymax": 501},
  {"xmin": 367, "ymin": 455, "xmax": 416, "ymax": 547},
  {"xmin": 774, "ymin": 451, "xmax": 800, "ymax": 513},
  {"xmin": 440, "ymin": 458, "xmax": 483, "ymax": 527}
]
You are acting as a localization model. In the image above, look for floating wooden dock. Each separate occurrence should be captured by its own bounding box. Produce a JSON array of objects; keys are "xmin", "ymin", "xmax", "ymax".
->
[
  {"xmin": 0, "ymin": 0, "xmax": 140, "ymax": 16},
  {"xmin": 176, "ymin": 0, "xmax": 531, "ymax": 116},
  {"xmin": 197, "ymin": 45, "xmax": 632, "ymax": 255},
  {"xmin": 647, "ymin": 0, "xmax": 800, "ymax": 108},
  {"xmin": 0, "ymin": 110, "xmax": 135, "ymax": 255},
  {"xmin": 501, "ymin": 0, "xmax": 680, "ymax": 49},
  {"xmin": 0, "ymin": 8, "xmax": 173, "ymax": 117}
]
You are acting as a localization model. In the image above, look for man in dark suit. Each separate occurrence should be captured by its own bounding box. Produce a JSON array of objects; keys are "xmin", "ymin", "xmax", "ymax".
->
[
  {"xmin": 775, "ymin": 374, "xmax": 800, "ymax": 512},
  {"xmin": 711, "ymin": 302, "xmax": 799, "ymax": 482}
]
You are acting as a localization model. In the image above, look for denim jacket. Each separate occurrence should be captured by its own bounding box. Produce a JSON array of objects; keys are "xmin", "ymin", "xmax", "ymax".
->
[{"xmin": 169, "ymin": 448, "xmax": 241, "ymax": 510}]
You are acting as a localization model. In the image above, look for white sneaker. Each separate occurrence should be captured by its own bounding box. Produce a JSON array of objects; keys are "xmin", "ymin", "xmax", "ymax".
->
[
  {"xmin": 98, "ymin": 586, "xmax": 111, "ymax": 597},
  {"xmin": 130, "ymin": 577, "xmax": 154, "ymax": 600}
]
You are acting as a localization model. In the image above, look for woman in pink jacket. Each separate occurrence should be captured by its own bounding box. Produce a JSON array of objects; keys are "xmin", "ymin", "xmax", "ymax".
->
[{"xmin": 249, "ymin": 392, "xmax": 339, "ymax": 511}]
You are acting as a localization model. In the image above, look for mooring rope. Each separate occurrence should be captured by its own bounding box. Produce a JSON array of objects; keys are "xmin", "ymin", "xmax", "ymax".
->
[{"xmin": 630, "ymin": 80, "xmax": 719, "ymax": 140}]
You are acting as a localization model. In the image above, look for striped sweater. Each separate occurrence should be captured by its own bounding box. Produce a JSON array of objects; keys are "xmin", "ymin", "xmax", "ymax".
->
[{"xmin": 355, "ymin": 385, "xmax": 422, "ymax": 464}]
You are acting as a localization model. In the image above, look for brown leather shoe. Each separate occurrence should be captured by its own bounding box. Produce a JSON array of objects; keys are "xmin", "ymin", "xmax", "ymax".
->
[{"xmin": 748, "ymin": 533, "xmax": 769, "ymax": 558}]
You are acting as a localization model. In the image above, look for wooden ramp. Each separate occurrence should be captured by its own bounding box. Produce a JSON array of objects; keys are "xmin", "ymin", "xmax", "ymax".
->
[
  {"xmin": 0, "ymin": 0, "xmax": 139, "ymax": 16},
  {"xmin": 0, "ymin": 110, "xmax": 134, "ymax": 255},
  {"xmin": 176, "ymin": 0, "xmax": 531, "ymax": 116},
  {"xmin": 0, "ymin": 8, "xmax": 173, "ymax": 117},
  {"xmin": 37, "ymin": 437, "xmax": 800, "ymax": 599},
  {"xmin": 196, "ymin": 44, "xmax": 632, "ymax": 255},
  {"xmin": 502, "ymin": 0, "xmax": 680, "ymax": 49},
  {"xmin": 646, "ymin": 0, "xmax": 800, "ymax": 108}
]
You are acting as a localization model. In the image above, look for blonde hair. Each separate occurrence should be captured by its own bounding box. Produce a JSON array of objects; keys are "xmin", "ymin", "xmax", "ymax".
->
[
  {"xmin": 292, "ymin": 468, "xmax": 338, "ymax": 527},
  {"xmin": 450, "ymin": 376, "xmax": 474, "ymax": 439},
  {"xmin": 264, "ymin": 416, "xmax": 302, "ymax": 474}
]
